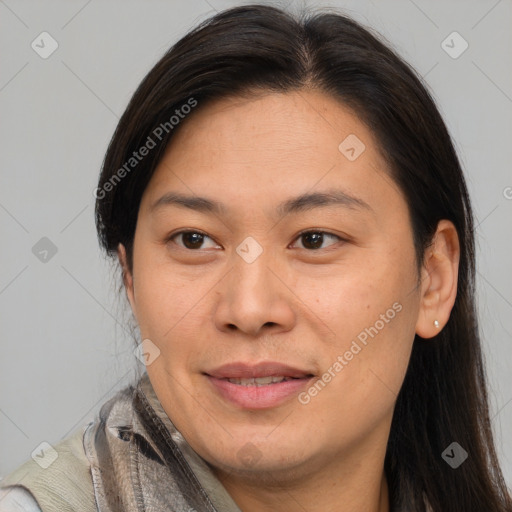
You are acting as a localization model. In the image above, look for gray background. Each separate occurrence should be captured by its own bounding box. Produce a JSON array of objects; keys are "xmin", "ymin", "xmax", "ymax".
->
[{"xmin": 1, "ymin": 0, "xmax": 511, "ymax": 486}]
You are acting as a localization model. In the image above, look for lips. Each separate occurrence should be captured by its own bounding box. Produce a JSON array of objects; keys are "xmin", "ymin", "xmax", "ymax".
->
[
  {"xmin": 205, "ymin": 361, "xmax": 315, "ymax": 409},
  {"xmin": 206, "ymin": 361, "xmax": 313, "ymax": 380}
]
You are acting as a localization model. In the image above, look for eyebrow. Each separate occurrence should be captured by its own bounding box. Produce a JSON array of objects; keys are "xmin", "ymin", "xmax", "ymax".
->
[{"xmin": 150, "ymin": 188, "xmax": 373, "ymax": 217}]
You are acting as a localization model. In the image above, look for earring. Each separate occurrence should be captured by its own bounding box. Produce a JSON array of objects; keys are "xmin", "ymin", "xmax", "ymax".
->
[{"xmin": 434, "ymin": 320, "xmax": 440, "ymax": 328}]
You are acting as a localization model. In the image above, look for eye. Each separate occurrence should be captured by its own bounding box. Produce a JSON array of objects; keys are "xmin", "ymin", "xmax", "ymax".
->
[
  {"xmin": 167, "ymin": 229, "xmax": 344, "ymax": 251},
  {"xmin": 169, "ymin": 230, "xmax": 220, "ymax": 250},
  {"xmin": 291, "ymin": 230, "xmax": 344, "ymax": 251}
]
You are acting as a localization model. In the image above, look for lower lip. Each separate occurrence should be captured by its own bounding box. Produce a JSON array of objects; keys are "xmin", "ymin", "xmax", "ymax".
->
[{"xmin": 206, "ymin": 375, "xmax": 313, "ymax": 409}]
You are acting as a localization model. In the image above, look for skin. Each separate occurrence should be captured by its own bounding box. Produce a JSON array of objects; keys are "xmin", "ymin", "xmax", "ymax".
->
[{"xmin": 118, "ymin": 89, "xmax": 460, "ymax": 512}]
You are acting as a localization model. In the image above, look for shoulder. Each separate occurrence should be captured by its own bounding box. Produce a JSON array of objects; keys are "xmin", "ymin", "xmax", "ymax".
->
[{"xmin": 0, "ymin": 424, "xmax": 96, "ymax": 512}]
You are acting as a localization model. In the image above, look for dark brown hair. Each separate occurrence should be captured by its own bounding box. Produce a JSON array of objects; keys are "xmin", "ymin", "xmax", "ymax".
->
[{"xmin": 95, "ymin": 4, "xmax": 512, "ymax": 511}]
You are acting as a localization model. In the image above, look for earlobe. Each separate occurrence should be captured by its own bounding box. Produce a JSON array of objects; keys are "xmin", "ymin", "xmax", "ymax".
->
[
  {"xmin": 117, "ymin": 243, "xmax": 136, "ymax": 316},
  {"xmin": 415, "ymin": 220, "xmax": 460, "ymax": 339}
]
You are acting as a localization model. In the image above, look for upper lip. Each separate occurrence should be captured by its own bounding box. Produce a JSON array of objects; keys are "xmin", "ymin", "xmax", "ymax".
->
[{"xmin": 205, "ymin": 362, "xmax": 314, "ymax": 379}]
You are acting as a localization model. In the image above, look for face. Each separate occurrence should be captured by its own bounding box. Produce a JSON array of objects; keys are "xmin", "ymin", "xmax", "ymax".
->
[{"xmin": 122, "ymin": 90, "xmax": 428, "ymax": 485}]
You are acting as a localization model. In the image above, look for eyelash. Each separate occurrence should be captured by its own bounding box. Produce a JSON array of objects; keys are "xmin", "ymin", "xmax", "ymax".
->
[{"xmin": 166, "ymin": 229, "xmax": 346, "ymax": 252}]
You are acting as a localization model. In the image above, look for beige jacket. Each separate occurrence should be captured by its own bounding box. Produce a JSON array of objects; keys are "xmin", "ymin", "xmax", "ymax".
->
[{"xmin": 0, "ymin": 374, "xmax": 242, "ymax": 512}]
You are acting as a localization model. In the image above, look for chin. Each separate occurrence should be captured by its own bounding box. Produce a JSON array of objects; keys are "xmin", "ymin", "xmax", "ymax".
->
[
  {"xmin": 199, "ymin": 430, "xmax": 315, "ymax": 479},
  {"xmin": 208, "ymin": 447, "xmax": 317, "ymax": 487}
]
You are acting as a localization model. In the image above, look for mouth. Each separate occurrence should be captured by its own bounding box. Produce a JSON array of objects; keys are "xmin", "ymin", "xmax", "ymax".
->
[
  {"xmin": 223, "ymin": 375, "xmax": 302, "ymax": 386},
  {"xmin": 204, "ymin": 361, "xmax": 315, "ymax": 409}
]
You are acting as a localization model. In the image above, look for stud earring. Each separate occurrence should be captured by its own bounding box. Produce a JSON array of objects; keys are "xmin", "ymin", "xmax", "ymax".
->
[{"xmin": 434, "ymin": 320, "xmax": 440, "ymax": 328}]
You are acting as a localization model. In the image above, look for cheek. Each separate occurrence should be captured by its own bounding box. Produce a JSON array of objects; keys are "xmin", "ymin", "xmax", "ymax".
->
[
  {"xmin": 348, "ymin": 255, "xmax": 418, "ymax": 388},
  {"xmin": 301, "ymin": 248, "xmax": 418, "ymax": 413},
  {"xmin": 295, "ymin": 259, "xmax": 410, "ymax": 342},
  {"xmin": 131, "ymin": 245, "xmax": 199, "ymax": 335},
  {"xmin": 131, "ymin": 266, "xmax": 217, "ymax": 383},
  {"xmin": 299, "ymin": 304, "xmax": 415, "ymax": 449}
]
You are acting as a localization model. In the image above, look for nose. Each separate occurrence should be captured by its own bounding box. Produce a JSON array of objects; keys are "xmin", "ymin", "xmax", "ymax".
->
[{"xmin": 213, "ymin": 246, "xmax": 296, "ymax": 337}]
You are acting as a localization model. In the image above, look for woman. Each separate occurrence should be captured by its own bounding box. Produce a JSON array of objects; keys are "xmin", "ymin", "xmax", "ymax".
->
[{"xmin": 1, "ymin": 4, "xmax": 510, "ymax": 511}]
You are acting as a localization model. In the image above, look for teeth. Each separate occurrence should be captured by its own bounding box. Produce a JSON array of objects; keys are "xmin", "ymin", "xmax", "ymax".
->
[{"xmin": 227, "ymin": 376, "xmax": 293, "ymax": 386}]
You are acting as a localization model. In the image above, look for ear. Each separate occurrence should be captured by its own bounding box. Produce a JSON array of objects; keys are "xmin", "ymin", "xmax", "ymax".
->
[
  {"xmin": 415, "ymin": 220, "xmax": 460, "ymax": 339},
  {"xmin": 117, "ymin": 243, "xmax": 136, "ymax": 317}
]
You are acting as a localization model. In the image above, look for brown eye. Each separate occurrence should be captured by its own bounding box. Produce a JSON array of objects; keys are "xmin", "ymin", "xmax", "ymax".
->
[
  {"xmin": 170, "ymin": 231, "xmax": 219, "ymax": 250},
  {"xmin": 293, "ymin": 231, "xmax": 342, "ymax": 250}
]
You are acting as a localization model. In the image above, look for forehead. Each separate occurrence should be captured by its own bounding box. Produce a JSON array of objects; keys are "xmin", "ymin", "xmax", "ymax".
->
[
  {"xmin": 140, "ymin": 90, "xmax": 401, "ymax": 220},
  {"xmin": 164, "ymin": 89, "xmax": 376, "ymax": 157}
]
